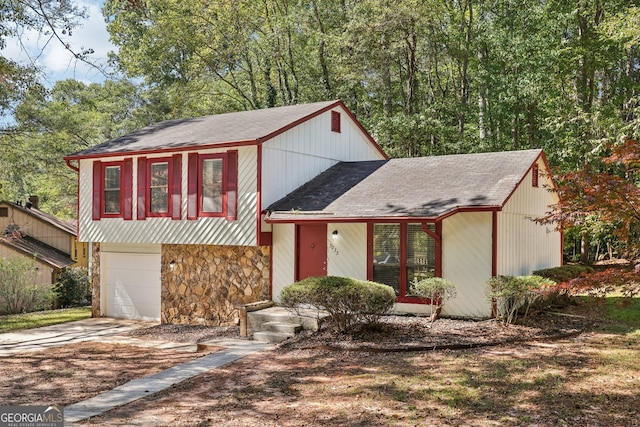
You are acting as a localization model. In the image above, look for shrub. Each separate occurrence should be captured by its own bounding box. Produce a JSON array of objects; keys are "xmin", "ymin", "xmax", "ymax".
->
[
  {"xmin": 486, "ymin": 275, "xmax": 555, "ymax": 324},
  {"xmin": 533, "ymin": 265, "xmax": 594, "ymax": 283},
  {"xmin": 279, "ymin": 276, "xmax": 396, "ymax": 332},
  {"xmin": 409, "ymin": 277, "xmax": 457, "ymax": 323},
  {"xmin": 0, "ymin": 256, "xmax": 55, "ymax": 314},
  {"xmin": 54, "ymin": 267, "xmax": 90, "ymax": 308}
]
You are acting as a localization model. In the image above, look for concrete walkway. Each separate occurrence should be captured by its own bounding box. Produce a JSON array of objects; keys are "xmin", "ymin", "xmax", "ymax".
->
[
  {"xmin": 0, "ymin": 318, "xmax": 157, "ymax": 356},
  {"xmin": 64, "ymin": 338, "xmax": 273, "ymax": 424},
  {"xmin": 0, "ymin": 318, "xmax": 273, "ymax": 425}
]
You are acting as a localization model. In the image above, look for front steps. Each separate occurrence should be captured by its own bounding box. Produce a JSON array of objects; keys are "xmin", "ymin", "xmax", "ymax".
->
[{"xmin": 247, "ymin": 306, "xmax": 328, "ymax": 344}]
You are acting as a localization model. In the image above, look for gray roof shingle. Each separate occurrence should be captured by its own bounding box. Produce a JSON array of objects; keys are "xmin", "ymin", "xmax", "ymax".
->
[
  {"xmin": 0, "ymin": 235, "xmax": 75, "ymax": 269},
  {"xmin": 66, "ymin": 100, "xmax": 345, "ymax": 158},
  {"xmin": 267, "ymin": 149, "xmax": 544, "ymax": 220}
]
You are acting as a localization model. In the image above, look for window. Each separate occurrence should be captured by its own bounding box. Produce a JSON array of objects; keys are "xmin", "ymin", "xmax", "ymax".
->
[
  {"xmin": 371, "ymin": 222, "xmax": 438, "ymax": 301},
  {"xmin": 0, "ymin": 207, "xmax": 7, "ymax": 217},
  {"xmin": 92, "ymin": 159, "xmax": 133, "ymax": 220},
  {"xmin": 187, "ymin": 151, "xmax": 238, "ymax": 220},
  {"xmin": 532, "ymin": 163, "xmax": 539, "ymax": 187},
  {"xmin": 331, "ymin": 110, "xmax": 341, "ymax": 133},
  {"xmin": 137, "ymin": 154, "xmax": 182, "ymax": 220}
]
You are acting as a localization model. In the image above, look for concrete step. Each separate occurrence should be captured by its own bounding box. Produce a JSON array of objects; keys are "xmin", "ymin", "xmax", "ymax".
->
[
  {"xmin": 253, "ymin": 331, "xmax": 295, "ymax": 344},
  {"xmin": 261, "ymin": 321, "xmax": 303, "ymax": 335},
  {"xmin": 246, "ymin": 306, "xmax": 328, "ymax": 336}
]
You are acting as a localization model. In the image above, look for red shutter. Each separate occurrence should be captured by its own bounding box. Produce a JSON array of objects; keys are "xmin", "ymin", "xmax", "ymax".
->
[
  {"xmin": 123, "ymin": 158, "xmax": 133, "ymax": 220},
  {"xmin": 171, "ymin": 154, "xmax": 182, "ymax": 219},
  {"xmin": 226, "ymin": 150, "xmax": 238, "ymax": 220},
  {"xmin": 92, "ymin": 160, "xmax": 102, "ymax": 220},
  {"xmin": 137, "ymin": 157, "xmax": 147, "ymax": 220},
  {"xmin": 331, "ymin": 111, "xmax": 341, "ymax": 133},
  {"xmin": 187, "ymin": 153, "xmax": 198, "ymax": 220}
]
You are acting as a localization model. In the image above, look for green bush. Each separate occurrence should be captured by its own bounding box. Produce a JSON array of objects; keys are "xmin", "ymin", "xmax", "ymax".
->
[
  {"xmin": 533, "ymin": 265, "xmax": 594, "ymax": 283},
  {"xmin": 0, "ymin": 256, "xmax": 55, "ymax": 314},
  {"xmin": 54, "ymin": 267, "xmax": 90, "ymax": 308},
  {"xmin": 409, "ymin": 277, "xmax": 457, "ymax": 323},
  {"xmin": 279, "ymin": 276, "xmax": 396, "ymax": 332},
  {"xmin": 486, "ymin": 275, "xmax": 555, "ymax": 324}
]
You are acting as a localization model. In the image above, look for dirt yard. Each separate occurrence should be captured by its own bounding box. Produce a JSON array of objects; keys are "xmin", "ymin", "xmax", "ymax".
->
[{"xmin": 1, "ymin": 307, "xmax": 638, "ymax": 426}]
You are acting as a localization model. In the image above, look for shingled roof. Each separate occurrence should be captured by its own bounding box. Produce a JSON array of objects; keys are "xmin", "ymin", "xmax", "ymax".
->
[
  {"xmin": 0, "ymin": 235, "xmax": 74, "ymax": 269},
  {"xmin": 0, "ymin": 201, "xmax": 77, "ymax": 236},
  {"xmin": 266, "ymin": 149, "xmax": 545, "ymax": 221},
  {"xmin": 65, "ymin": 100, "xmax": 379, "ymax": 158}
]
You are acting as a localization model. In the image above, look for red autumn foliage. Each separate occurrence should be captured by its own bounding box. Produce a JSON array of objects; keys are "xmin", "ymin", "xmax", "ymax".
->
[{"xmin": 564, "ymin": 267, "xmax": 640, "ymax": 299}]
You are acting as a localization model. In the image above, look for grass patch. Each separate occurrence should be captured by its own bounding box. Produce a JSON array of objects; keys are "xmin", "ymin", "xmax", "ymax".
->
[{"xmin": 0, "ymin": 306, "xmax": 91, "ymax": 333}]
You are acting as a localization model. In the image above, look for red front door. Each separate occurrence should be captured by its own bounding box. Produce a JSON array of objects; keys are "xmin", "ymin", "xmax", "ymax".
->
[{"xmin": 296, "ymin": 224, "xmax": 328, "ymax": 281}]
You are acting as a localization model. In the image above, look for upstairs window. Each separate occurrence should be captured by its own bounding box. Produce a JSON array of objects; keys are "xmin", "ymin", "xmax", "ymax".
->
[
  {"xmin": 93, "ymin": 159, "xmax": 133, "ymax": 220},
  {"xmin": 137, "ymin": 154, "xmax": 182, "ymax": 220},
  {"xmin": 187, "ymin": 150, "xmax": 238, "ymax": 220},
  {"xmin": 532, "ymin": 163, "xmax": 539, "ymax": 187}
]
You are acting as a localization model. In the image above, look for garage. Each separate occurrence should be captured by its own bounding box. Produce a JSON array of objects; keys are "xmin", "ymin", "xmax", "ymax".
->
[{"xmin": 101, "ymin": 244, "xmax": 161, "ymax": 321}]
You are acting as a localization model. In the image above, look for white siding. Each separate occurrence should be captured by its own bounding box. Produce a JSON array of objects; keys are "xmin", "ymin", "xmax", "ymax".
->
[
  {"xmin": 261, "ymin": 106, "xmax": 385, "ymax": 208},
  {"xmin": 271, "ymin": 223, "xmax": 295, "ymax": 301},
  {"xmin": 441, "ymin": 212, "xmax": 493, "ymax": 318},
  {"xmin": 498, "ymin": 160, "xmax": 562, "ymax": 276},
  {"xmin": 77, "ymin": 146, "xmax": 258, "ymax": 245},
  {"xmin": 327, "ymin": 223, "xmax": 368, "ymax": 280}
]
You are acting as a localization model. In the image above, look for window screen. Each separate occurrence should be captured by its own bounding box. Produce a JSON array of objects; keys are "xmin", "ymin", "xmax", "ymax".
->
[{"xmin": 373, "ymin": 224, "xmax": 401, "ymax": 295}]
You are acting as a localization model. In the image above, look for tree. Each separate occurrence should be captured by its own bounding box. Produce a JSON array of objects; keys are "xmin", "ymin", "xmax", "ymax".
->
[{"xmin": 539, "ymin": 139, "xmax": 640, "ymax": 260}]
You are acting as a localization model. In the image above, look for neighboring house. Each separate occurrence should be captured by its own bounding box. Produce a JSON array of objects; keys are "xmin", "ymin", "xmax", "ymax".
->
[
  {"xmin": 64, "ymin": 100, "xmax": 561, "ymax": 323},
  {"xmin": 0, "ymin": 199, "xmax": 87, "ymax": 286}
]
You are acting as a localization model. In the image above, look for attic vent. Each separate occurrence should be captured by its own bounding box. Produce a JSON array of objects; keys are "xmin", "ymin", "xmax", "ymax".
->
[
  {"xmin": 532, "ymin": 163, "xmax": 539, "ymax": 187},
  {"xmin": 0, "ymin": 207, "xmax": 7, "ymax": 217},
  {"xmin": 331, "ymin": 111, "xmax": 341, "ymax": 133}
]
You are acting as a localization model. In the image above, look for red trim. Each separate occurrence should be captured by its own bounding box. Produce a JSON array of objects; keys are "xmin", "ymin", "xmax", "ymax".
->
[
  {"xmin": 399, "ymin": 223, "xmax": 408, "ymax": 297},
  {"xmin": 137, "ymin": 157, "xmax": 147, "ymax": 220},
  {"xmin": 123, "ymin": 158, "xmax": 133, "ymax": 220},
  {"xmin": 492, "ymin": 211, "xmax": 498, "ymax": 277},
  {"xmin": 187, "ymin": 153, "xmax": 198, "ymax": 220},
  {"xmin": 92, "ymin": 161, "xmax": 101, "ymax": 221},
  {"xmin": 366, "ymin": 223, "xmax": 374, "ymax": 281},
  {"xmin": 171, "ymin": 154, "xmax": 182, "ymax": 220},
  {"xmin": 423, "ymin": 221, "xmax": 443, "ymax": 277},
  {"xmin": 145, "ymin": 156, "xmax": 173, "ymax": 218},
  {"xmin": 226, "ymin": 150, "xmax": 238, "ymax": 221},
  {"xmin": 99, "ymin": 160, "xmax": 125, "ymax": 219}
]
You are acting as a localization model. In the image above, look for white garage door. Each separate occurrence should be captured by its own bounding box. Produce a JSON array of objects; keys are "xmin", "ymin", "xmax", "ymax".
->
[{"xmin": 102, "ymin": 252, "xmax": 161, "ymax": 321}]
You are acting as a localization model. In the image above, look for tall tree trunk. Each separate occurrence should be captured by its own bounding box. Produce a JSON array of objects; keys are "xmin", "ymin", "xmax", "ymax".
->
[{"xmin": 580, "ymin": 230, "xmax": 590, "ymax": 264}]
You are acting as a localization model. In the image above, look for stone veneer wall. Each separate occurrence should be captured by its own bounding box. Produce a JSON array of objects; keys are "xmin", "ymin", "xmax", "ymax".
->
[
  {"xmin": 90, "ymin": 242, "xmax": 101, "ymax": 318},
  {"xmin": 161, "ymin": 244, "xmax": 271, "ymax": 325}
]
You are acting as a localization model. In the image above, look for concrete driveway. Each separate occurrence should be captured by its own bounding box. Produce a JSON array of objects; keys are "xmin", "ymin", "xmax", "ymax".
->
[{"xmin": 0, "ymin": 317, "xmax": 157, "ymax": 357}]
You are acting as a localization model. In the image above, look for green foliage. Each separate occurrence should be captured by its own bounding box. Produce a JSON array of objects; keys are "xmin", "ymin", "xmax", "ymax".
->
[
  {"xmin": 487, "ymin": 275, "xmax": 555, "ymax": 325},
  {"xmin": 533, "ymin": 265, "xmax": 595, "ymax": 284},
  {"xmin": 54, "ymin": 267, "xmax": 90, "ymax": 308},
  {"xmin": 279, "ymin": 276, "xmax": 396, "ymax": 332},
  {"xmin": 0, "ymin": 256, "xmax": 55, "ymax": 315},
  {"xmin": 409, "ymin": 277, "xmax": 457, "ymax": 323}
]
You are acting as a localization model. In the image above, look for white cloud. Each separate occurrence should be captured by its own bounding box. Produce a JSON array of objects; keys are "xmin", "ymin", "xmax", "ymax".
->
[{"xmin": 2, "ymin": 0, "xmax": 117, "ymax": 86}]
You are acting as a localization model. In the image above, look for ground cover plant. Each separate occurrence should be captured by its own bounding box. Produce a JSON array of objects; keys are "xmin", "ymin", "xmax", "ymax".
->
[{"xmin": 0, "ymin": 306, "xmax": 91, "ymax": 333}]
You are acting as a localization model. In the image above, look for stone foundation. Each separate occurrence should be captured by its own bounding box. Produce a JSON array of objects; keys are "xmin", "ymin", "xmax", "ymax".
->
[
  {"xmin": 90, "ymin": 242, "xmax": 101, "ymax": 318},
  {"xmin": 161, "ymin": 244, "xmax": 271, "ymax": 326}
]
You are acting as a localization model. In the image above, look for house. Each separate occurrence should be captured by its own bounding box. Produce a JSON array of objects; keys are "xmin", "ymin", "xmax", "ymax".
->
[
  {"xmin": 64, "ymin": 100, "xmax": 561, "ymax": 323},
  {"xmin": 0, "ymin": 199, "xmax": 87, "ymax": 286},
  {"xmin": 266, "ymin": 150, "xmax": 562, "ymax": 318}
]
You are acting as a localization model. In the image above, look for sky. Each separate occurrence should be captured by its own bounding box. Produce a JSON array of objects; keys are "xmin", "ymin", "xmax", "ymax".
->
[{"xmin": 3, "ymin": 0, "xmax": 116, "ymax": 87}]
